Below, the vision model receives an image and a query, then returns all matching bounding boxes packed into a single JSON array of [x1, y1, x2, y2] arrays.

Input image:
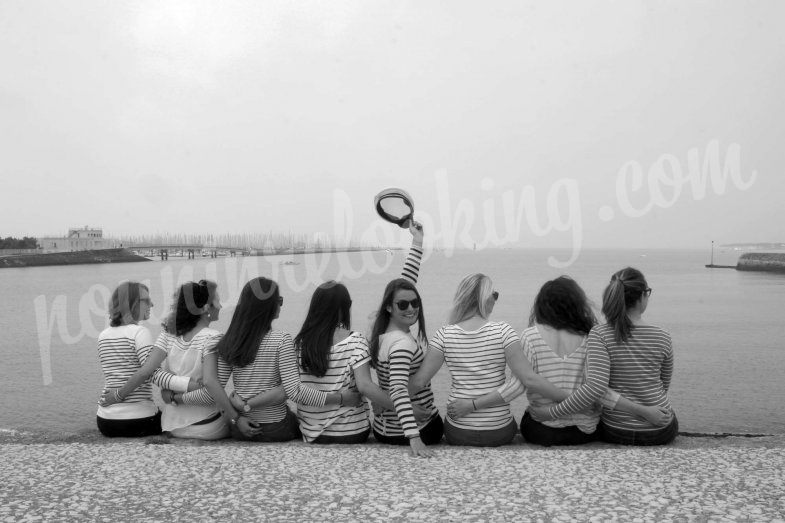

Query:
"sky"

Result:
[[1, 1, 783, 250]]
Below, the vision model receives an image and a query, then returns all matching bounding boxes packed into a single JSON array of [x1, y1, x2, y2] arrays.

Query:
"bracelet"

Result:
[[113, 389, 124, 403], [471, 399, 477, 411]]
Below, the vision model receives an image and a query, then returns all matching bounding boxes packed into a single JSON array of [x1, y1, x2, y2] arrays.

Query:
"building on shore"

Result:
[[38, 226, 114, 253]]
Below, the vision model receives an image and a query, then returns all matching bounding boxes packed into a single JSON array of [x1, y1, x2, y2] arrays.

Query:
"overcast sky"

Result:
[[1, 1, 782, 249]]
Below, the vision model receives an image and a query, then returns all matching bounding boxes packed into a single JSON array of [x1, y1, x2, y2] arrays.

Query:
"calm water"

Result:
[[1, 248, 783, 435]]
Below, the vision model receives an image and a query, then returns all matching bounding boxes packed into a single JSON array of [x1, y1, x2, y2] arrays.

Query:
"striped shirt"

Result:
[[296, 332, 372, 442], [96, 324, 157, 418], [550, 323, 674, 431], [211, 330, 328, 425], [499, 326, 604, 433], [373, 330, 438, 438], [430, 321, 519, 430]]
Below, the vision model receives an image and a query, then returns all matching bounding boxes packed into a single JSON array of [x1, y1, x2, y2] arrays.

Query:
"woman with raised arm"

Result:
[[96, 281, 168, 437], [201, 277, 360, 442], [295, 281, 414, 444], [448, 275, 670, 446], [410, 273, 571, 447], [369, 221, 442, 457], [529, 270, 677, 446]]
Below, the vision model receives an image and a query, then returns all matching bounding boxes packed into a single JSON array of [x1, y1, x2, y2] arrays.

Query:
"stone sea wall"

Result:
[[0, 248, 150, 269], [736, 252, 785, 273]]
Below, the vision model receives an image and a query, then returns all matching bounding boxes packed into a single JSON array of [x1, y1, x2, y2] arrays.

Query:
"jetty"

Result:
[[736, 252, 785, 273]]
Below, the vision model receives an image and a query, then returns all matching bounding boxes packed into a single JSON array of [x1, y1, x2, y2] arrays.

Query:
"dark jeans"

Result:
[[96, 412, 162, 438], [598, 415, 679, 446], [373, 415, 444, 446], [444, 417, 517, 447], [313, 428, 370, 445], [520, 411, 597, 447], [231, 409, 302, 442]]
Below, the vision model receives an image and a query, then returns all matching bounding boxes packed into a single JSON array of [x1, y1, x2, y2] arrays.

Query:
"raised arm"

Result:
[[400, 221, 424, 284]]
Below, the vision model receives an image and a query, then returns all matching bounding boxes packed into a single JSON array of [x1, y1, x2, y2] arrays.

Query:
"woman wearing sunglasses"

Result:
[[200, 277, 360, 442], [532, 268, 677, 446], [369, 221, 442, 457]]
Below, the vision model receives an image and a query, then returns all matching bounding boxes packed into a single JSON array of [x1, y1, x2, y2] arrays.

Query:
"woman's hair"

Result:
[[528, 276, 596, 335], [109, 281, 149, 327], [369, 278, 427, 368], [601, 267, 648, 343], [163, 280, 217, 336], [216, 277, 279, 368], [448, 273, 494, 324], [295, 281, 352, 378]]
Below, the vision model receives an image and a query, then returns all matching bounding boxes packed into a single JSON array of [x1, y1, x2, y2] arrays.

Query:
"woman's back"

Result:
[[590, 323, 673, 430], [522, 325, 601, 432], [297, 331, 370, 442], [431, 321, 518, 430]]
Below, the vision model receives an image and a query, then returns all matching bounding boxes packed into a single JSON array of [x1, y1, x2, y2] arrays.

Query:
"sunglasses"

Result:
[[395, 298, 421, 311], [278, 296, 284, 306], [492, 291, 499, 301], [644, 288, 652, 297]]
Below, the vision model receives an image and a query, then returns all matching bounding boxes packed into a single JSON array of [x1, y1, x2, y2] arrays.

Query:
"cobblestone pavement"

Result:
[[1, 434, 784, 522]]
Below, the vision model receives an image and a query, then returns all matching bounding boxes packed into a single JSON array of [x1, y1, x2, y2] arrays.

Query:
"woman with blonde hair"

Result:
[[411, 273, 569, 447]]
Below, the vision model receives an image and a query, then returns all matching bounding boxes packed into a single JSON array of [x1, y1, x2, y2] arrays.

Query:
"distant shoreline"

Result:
[[0, 248, 149, 269]]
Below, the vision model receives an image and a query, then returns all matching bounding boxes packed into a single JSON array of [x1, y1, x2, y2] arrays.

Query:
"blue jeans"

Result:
[[520, 411, 597, 447], [444, 417, 517, 447], [598, 415, 679, 446]]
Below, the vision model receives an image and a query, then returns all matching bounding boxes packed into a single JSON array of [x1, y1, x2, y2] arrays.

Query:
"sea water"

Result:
[[1, 248, 783, 435]]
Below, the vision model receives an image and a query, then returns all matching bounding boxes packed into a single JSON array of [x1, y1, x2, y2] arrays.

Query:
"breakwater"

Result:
[[0, 248, 150, 269], [736, 252, 785, 273]]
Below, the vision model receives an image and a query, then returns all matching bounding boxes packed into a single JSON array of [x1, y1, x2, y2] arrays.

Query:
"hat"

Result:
[[374, 187, 414, 228]]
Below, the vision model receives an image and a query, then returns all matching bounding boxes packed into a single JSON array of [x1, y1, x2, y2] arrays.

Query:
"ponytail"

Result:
[[601, 268, 647, 342]]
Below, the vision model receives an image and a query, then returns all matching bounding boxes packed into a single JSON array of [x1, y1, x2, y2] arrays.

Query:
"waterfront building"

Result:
[[38, 226, 113, 253]]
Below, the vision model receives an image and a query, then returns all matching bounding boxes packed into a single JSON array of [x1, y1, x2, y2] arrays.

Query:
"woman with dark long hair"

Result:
[[202, 277, 359, 442], [294, 281, 409, 444], [368, 220, 442, 457], [533, 269, 677, 446]]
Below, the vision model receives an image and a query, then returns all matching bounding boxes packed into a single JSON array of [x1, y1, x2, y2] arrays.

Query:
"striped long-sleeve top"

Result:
[[372, 330, 438, 438], [549, 323, 674, 431], [297, 332, 372, 442], [96, 324, 158, 419], [371, 241, 437, 438], [430, 321, 519, 430]]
